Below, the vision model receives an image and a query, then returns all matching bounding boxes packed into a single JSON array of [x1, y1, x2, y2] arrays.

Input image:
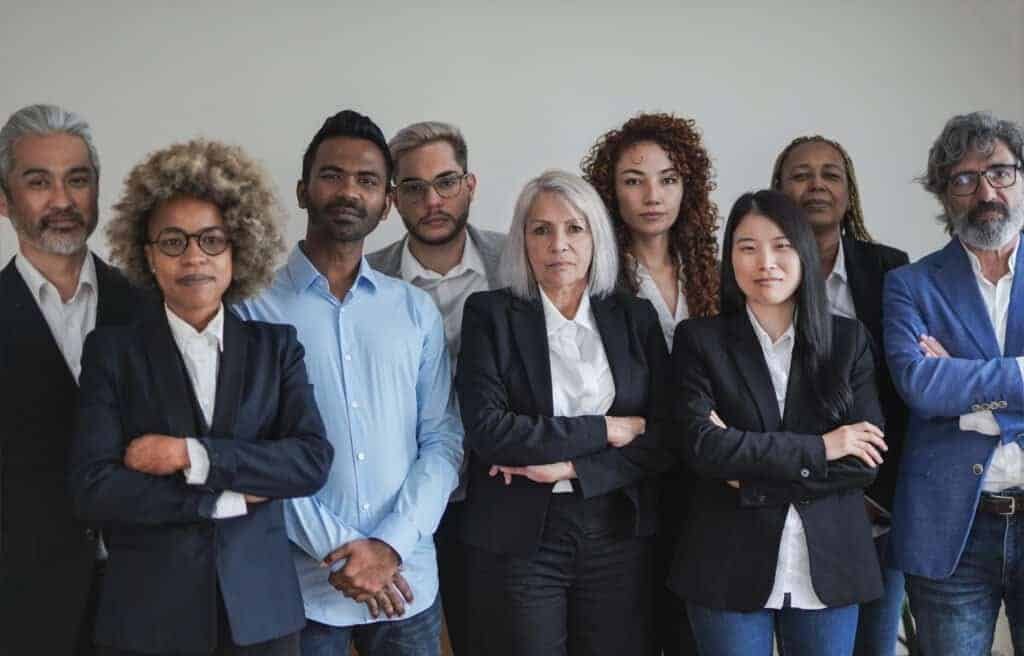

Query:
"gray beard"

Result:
[[949, 203, 1024, 251]]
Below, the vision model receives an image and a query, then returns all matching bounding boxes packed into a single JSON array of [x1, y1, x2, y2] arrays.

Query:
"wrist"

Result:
[[176, 438, 192, 471]]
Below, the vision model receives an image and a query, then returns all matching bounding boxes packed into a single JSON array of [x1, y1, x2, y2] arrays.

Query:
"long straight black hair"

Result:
[[720, 189, 852, 424]]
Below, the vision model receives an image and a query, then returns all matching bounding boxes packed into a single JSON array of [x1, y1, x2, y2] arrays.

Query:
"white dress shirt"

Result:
[[824, 243, 857, 320], [746, 306, 826, 610], [166, 305, 247, 519], [15, 252, 97, 382], [541, 288, 616, 493], [956, 239, 1024, 492], [632, 257, 688, 351], [400, 235, 489, 367]]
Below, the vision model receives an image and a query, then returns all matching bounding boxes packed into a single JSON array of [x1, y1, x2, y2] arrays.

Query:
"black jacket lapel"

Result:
[[142, 308, 200, 438], [210, 311, 247, 438], [510, 296, 554, 416], [726, 312, 782, 430], [591, 294, 631, 405], [842, 237, 881, 335]]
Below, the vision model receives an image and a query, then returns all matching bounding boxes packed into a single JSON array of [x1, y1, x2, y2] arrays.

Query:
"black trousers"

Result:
[[652, 469, 698, 656], [435, 500, 469, 655], [467, 489, 652, 656]]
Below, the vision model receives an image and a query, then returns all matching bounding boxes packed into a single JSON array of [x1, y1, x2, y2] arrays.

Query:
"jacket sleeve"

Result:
[[69, 331, 218, 524], [672, 321, 829, 482], [456, 293, 609, 467], [573, 300, 674, 498], [196, 326, 333, 499]]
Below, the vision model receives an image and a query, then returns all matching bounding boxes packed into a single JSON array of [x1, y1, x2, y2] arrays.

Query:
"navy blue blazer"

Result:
[[69, 306, 332, 653], [456, 289, 670, 557], [885, 236, 1024, 578]]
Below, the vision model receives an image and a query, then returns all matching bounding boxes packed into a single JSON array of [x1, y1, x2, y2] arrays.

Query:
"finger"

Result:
[[503, 470, 513, 485], [376, 589, 396, 618], [489, 465, 500, 477], [856, 422, 884, 438], [392, 573, 414, 603], [851, 445, 878, 468], [861, 432, 888, 452], [384, 584, 406, 616], [323, 544, 353, 567], [365, 596, 380, 619], [861, 443, 884, 466]]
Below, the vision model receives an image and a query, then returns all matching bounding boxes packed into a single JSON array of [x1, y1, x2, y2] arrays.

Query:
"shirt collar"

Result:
[[399, 232, 487, 283], [745, 304, 795, 350], [15, 250, 96, 305], [165, 303, 225, 352], [540, 286, 598, 337], [286, 242, 379, 296], [828, 241, 848, 284], [961, 234, 1019, 280]]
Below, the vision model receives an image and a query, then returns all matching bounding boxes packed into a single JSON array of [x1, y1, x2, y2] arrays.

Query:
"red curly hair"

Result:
[[581, 112, 720, 318]]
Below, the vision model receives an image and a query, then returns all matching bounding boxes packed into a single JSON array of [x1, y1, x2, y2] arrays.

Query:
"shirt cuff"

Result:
[[960, 411, 1001, 436], [183, 437, 210, 485], [211, 491, 248, 519], [370, 513, 420, 566]]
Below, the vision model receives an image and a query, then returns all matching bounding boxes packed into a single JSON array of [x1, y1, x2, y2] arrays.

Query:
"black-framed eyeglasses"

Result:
[[948, 163, 1022, 197], [147, 226, 232, 257], [395, 173, 469, 204]]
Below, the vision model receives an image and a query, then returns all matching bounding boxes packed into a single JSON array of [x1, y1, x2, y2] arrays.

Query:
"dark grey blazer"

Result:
[[367, 224, 505, 286]]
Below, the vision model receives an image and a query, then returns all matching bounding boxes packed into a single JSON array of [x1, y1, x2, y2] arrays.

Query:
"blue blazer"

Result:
[[69, 306, 333, 653], [884, 236, 1024, 579]]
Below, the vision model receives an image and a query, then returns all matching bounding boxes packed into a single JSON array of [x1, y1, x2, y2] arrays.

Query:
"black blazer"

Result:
[[0, 255, 140, 655], [668, 312, 884, 611], [841, 236, 910, 510], [456, 289, 669, 557], [68, 306, 333, 653]]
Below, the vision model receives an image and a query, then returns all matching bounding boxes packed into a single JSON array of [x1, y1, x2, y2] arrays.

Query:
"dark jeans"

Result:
[[852, 566, 905, 656], [434, 500, 468, 655], [299, 594, 442, 656], [906, 505, 1024, 655], [686, 601, 859, 656], [467, 490, 651, 656]]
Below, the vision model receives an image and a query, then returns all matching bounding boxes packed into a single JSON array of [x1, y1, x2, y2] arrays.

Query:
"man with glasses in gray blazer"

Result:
[[368, 121, 504, 655]]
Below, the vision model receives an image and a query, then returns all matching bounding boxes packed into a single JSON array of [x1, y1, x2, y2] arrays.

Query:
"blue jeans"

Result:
[[905, 507, 1024, 656], [686, 601, 859, 656], [853, 567, 905, 656], [299, 594, 441, 656]]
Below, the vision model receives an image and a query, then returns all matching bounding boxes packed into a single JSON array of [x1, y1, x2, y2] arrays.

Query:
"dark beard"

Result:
[[408, 207, 470, 246]]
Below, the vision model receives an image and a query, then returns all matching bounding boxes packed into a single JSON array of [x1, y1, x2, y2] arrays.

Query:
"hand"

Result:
[[725, 480, 740, 489], [124, 434, 189, 475], [605, 416, 646, 448], [709, 410, 727, 429], [822, 422, 887, 467], [244, 494, 268, 504], [489, 462, 575, 485], [919, 334, 950, 358], [324, 539, 401, 599], [361, 573, 414, 619]]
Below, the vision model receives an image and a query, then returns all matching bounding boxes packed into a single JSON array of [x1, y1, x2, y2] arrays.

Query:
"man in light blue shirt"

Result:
[[237, 109, 462, 656]]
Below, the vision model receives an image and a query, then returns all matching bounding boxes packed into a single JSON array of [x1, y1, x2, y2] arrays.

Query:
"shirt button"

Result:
[[344, 354, 352, 361], [799, 468, 810, 478], [351, 401, 359, 409], [973, 463, 984, 475], [362, 503, 370, 511], [357, 452, 366, 461]]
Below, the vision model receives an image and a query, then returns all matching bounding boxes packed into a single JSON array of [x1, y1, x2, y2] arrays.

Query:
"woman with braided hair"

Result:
[[772, 135, 909, 656], [582, 113, 719, 656]]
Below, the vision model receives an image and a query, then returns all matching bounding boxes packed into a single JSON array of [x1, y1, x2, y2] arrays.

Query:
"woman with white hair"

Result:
[[455, 169, 668, 656]]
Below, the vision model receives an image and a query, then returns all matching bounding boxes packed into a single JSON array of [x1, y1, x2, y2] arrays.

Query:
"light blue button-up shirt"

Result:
[[235, 245, 463, 626]]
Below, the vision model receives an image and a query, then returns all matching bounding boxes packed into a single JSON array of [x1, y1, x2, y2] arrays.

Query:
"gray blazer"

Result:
[[367, 224, 505, 287]]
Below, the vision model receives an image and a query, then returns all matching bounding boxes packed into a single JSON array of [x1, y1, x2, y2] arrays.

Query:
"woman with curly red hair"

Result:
[[582, 113, 720, 656]]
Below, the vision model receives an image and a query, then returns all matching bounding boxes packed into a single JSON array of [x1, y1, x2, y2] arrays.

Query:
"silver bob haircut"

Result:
[[499, 169, 619, 299], [389, 121, 468, 179], [0, 104, 100, 194], [922, 111, 1024, 197]]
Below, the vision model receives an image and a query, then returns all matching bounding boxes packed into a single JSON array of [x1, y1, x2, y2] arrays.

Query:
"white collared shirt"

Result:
[[957, 238, 1024, 492], [633, 258, 688, 351], [824, 243, 857, 320], [399, 235, 489, 366], [166, 305, 247, 519], [541, 288, 616, 493], [15, 251, 97, 382], [746, 306, 826, 610]]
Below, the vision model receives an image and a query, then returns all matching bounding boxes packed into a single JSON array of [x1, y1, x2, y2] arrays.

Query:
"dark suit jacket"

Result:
[[841, 236, 910, 511], [456, 289, 669, 557], [668, 312, 884, 611], [0, 254, 140, 655], [68, 306, 333, 653]]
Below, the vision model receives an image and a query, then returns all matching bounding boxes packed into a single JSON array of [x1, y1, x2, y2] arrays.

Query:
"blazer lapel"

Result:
[[842, 237, 881, 332], [933, 239, 1001, 358], [210, 311, 247, 438], [142, 308, 199, 438], [781, 343, 805, 429], [1003, 234, 1024, 356], [510, 296, 554, 416], [591, 295, 631, 405], [726, 312, 782, 430], [93, 255, 137, 327]]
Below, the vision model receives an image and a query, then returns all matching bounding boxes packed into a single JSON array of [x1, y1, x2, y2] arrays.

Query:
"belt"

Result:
[[978, 493, 1024, 517]]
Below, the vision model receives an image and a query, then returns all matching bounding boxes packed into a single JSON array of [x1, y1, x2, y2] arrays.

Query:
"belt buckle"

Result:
[[991, 493, 1017, 516]]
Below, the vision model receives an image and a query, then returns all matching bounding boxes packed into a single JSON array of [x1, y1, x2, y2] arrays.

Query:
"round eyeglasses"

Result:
[[948, 163, 1022, 197], [148, 226, 232, 257], [395, 173, 469, 205]]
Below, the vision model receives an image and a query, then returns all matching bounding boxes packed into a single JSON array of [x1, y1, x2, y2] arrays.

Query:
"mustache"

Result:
[[325, 199, 366, 218], [40, 210, 86, 229], [418, 212, 455, 224], [968, 201, 1009, 222]]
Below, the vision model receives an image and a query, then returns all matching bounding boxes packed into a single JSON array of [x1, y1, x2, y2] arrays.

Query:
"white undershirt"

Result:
[[746, 306, 826, 610], [633, 258, 688, 352], [166, 305, 247, 519], [824, 243, 857, 321], [956, 239, 1024, 493], [541, 288, 615, 493]]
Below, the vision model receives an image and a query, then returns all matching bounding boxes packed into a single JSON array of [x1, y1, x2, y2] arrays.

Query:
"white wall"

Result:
[[1, 1, 1022, 265]]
